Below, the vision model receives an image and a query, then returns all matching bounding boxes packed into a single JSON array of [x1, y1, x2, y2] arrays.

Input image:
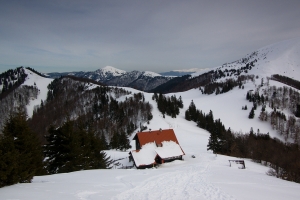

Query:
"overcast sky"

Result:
[[1, 0, 300, 73]]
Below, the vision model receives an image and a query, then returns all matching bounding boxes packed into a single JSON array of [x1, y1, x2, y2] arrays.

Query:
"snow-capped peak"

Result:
[[100, 66, 126, 76], [142, 71, 161, 78]]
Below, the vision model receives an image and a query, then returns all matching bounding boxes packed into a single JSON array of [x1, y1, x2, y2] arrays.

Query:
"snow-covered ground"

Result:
[[1, 87, 300, 200], [2, 38, 300, 199], [177, 82, 283, 140]]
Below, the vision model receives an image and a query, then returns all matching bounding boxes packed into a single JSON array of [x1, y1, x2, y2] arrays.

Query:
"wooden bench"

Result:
[[229, 160, 246, 169]]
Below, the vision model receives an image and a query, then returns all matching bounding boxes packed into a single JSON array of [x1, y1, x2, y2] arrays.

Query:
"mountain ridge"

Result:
[[152, 37, 300, 93], [46, 66, 173, 91]]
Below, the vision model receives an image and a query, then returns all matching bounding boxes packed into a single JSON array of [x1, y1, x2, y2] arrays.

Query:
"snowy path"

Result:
[[113, 156, 236, 200]]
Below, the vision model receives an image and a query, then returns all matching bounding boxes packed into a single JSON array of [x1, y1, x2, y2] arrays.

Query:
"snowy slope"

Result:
[[1, 87, 300, 200], [22, 69, 53, 118], [192, 37, 300, 80], [177, 85, 282, 140], [254, 37, 300, 79], [183, 38, 300, 141]]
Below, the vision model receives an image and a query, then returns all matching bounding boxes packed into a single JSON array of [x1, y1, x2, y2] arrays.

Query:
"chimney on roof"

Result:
[[159, 128, 162, 132], [149, 129, 151, 132]]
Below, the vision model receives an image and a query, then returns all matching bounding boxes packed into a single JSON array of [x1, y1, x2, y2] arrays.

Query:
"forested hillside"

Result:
[[0, 85, 39, 131], [0, 67, 27, 99], [1, 71, 153, 187], [28, 76, 152, 144], [0, 67, 38, 131]]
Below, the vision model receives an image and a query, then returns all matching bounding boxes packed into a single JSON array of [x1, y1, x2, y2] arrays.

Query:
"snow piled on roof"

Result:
[[131, 141, 184, 167], [155, 141, 184, 159], [131, 142, 157, 166]]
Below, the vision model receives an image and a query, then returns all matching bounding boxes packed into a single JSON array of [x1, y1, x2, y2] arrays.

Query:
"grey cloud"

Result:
[[0, 0, 300, 73]]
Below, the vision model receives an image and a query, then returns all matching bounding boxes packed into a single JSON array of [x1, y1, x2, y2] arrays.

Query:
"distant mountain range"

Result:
[[46, 66, 174, 91], [45, 67, 210, 91]]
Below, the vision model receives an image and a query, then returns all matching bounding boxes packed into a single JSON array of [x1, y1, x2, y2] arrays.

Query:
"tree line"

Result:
[[0, 111, 114, 187], [26, 67, 47, 78], [201, 75, 255, 95], [271, 74, 300, 90], [0, 67, 27, 99], [152, 93, 183, 118]]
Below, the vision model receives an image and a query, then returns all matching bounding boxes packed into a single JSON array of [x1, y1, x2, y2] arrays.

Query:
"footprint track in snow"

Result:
[[113, 163, 236, 200]]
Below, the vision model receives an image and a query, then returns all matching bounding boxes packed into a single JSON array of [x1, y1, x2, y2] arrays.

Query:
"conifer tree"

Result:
[[0, 111, 43, 187], [296, 104, 300, 118], [250, 127, 254, 135], [178, 96, 183, 108], [110, 131, 120, 149], [187, 100, 197, 121], [100, 133, 109, 150], [0, 131, 19, 187], [83, 128, 113, 169], [249, 107, 255, 119], [44, 124, 70, 174], [44, 120, 113, 174], [207, 118, 224, 154], [118, 130, 131, 151], [185, 109, 191, 121], [207, 131, 219, 153]]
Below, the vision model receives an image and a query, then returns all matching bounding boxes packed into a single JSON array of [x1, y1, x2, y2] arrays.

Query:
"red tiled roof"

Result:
[[135, 129, 180, 146]]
